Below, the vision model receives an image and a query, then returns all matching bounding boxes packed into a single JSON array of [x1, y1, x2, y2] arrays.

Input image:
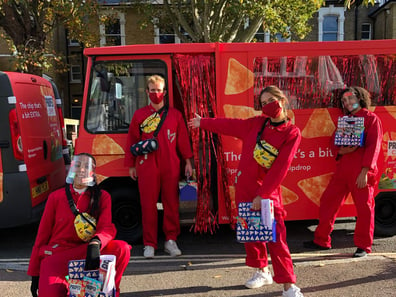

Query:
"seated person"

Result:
[[28, 153, 131, 297]]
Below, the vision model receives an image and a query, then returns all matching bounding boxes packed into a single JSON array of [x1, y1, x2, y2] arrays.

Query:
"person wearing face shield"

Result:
[[124, 75, 193, 259], [304, 86, 383, 258], [188, 86, 304, 297], [27, 153, 131, 297]]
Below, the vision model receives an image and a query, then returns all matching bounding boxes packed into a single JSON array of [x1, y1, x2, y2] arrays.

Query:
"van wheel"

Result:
[[110, 187, 143, 244], [374, 193, 396, 237]]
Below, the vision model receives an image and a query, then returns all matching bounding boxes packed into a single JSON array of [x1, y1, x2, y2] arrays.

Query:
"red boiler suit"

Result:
[[201, 116, 301, 284], [27, 185, 131, 297], [124, 105, 193, 249], [313, 108, 383, 252]]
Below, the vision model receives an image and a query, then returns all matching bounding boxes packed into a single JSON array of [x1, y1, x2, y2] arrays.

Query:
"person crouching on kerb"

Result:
[[28, 153, 131, 297]]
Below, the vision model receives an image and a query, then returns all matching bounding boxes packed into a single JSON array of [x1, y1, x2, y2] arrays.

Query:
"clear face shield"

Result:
[[66, 155, 96, 187]]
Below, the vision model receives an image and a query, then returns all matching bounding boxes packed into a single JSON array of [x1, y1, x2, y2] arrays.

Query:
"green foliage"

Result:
[[136, 0, 325, 43], [0, 0, 100, 74]]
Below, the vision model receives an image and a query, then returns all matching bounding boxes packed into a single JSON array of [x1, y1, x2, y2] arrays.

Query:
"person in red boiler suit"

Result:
[[28, 153, 131, 297], [189, 86, 304, 297], [304, 86, 383, 258], [124, 75, 193, 259]]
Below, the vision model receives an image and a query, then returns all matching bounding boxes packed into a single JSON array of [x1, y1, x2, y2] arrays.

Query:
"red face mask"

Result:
[[262, 100, 282, 118], [149, 92, 164, 104]]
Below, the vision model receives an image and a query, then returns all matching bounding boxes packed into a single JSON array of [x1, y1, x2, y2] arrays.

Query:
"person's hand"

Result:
[[85, 238, 101, 270], [251, 196, 262, 210], [185, 159, 193, 178], [356, 167, 369, 189], [188, 113, 201, 129], [129, 167, 137, 180], [30, 276, 39, 297]]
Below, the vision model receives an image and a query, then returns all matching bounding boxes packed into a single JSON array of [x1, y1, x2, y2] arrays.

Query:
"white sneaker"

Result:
[[245, 269, 273, 289], [282, 284, 304, 297], [164, 240, 182, 257], [143, 246, 155, 258]]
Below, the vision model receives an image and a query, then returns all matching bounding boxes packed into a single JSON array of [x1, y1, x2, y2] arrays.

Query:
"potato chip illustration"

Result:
[[224, 58, 254, 95], [223, 104, 261, 119], [92, 135, 124, 155], [297, 173, 334, 206], [281, 185, 299, 205], [301, 109, 336, 138], [95, 155, 124, 167], [384, 105, 396, 120]]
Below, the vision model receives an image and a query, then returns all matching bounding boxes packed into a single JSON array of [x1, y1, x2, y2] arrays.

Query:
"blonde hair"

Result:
[[146, 75, 165, 90]]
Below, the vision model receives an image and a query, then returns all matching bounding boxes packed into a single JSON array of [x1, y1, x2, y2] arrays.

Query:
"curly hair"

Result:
[[340, 86, 371, 110]]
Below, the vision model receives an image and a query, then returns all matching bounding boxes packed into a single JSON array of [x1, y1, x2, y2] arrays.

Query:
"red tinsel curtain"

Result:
[[173, 54, 233, 233]]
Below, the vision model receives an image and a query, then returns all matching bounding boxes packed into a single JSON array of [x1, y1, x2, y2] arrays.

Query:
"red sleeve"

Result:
[[124, 113, 141, 168], [200, 117, 258, 139], [176, 113, 193, 159], [27, 193, 57, 276], [256, 127, 301, 197], [95, 190, 117, 247], [362, 113, 383, 170]]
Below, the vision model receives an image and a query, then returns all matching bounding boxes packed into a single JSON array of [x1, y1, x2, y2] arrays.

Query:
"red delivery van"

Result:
[[74, 40, 396, 243], [0, 71, 68, 228]]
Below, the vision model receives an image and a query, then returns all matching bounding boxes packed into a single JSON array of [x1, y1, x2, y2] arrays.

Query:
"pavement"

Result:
[[1, 219, 395, 296]]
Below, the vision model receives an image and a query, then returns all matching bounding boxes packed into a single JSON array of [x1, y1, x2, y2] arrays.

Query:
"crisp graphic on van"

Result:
[[92, 135, 124, 155], [301, 109, 336, 138], [224, 58, 254, 95]]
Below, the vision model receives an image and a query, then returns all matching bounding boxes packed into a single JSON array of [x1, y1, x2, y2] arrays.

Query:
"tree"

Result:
[[344, 0, 376, 9], [137, 0, 325, 43], [0, 0, 101, 75], [137, 0, 377, 43]]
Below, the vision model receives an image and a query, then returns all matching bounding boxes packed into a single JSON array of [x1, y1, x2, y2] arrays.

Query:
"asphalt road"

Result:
[[1, 218, 395, 296]]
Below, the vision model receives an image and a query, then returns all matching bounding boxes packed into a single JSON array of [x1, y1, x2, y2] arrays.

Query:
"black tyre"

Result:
[[374, 193, 396, 237], [110, 186, 143, 244]]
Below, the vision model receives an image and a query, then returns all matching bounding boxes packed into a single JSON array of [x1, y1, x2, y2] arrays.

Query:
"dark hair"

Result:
[[340, 86, 371, 110], [74, 153, 101, 218], [258, 85, 290, 116]]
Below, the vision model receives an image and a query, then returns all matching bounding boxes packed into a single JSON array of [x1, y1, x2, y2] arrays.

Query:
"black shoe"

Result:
[[353, 248, 367, 258], [303, 240, 331, 250]]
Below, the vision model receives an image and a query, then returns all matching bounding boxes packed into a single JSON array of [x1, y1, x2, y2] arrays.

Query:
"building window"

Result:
[[68, 39, 80, 47], [323, 15, 338, 41], [361, 23, 371, 40], [70, 65, 82, 83], [99, 12, 125, 47], [318, 5, 345, 41]]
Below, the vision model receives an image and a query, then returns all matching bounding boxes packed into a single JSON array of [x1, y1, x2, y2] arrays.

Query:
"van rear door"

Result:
[[7, 72, 65, 206]]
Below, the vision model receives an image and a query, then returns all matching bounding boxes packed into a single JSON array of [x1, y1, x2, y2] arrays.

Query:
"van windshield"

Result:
[[86, 59, 167, 133]]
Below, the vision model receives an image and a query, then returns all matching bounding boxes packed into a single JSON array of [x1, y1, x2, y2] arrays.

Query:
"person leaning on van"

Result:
[[304, 86, 383, 258], [28, 153, 131, 297], [124, 75, 193, 259], [189, 86, 304, 297]]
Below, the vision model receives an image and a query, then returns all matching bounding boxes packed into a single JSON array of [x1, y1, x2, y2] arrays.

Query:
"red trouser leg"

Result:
[[138, 165, 161, 249], [245, 204, 296, 284], [314, 175, 348, 248], [39, 241, 130, 297], [102, 240, 132, 297], [160, 171, 180, 241], [39, 245, 87, 297], [351, 185, 375, 253]]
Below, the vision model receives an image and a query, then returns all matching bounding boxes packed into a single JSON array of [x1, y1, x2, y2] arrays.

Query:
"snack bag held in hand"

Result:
[[236, 202, 276, 242]]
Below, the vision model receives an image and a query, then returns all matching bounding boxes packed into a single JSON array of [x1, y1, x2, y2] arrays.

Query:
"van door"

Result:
[[0, 72, 65, 228], [11, 73, 66, 206]]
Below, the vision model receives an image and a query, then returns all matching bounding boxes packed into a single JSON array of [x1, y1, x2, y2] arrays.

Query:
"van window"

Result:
[[86, 59, 167, 133], [253, 54, 395, 109]]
